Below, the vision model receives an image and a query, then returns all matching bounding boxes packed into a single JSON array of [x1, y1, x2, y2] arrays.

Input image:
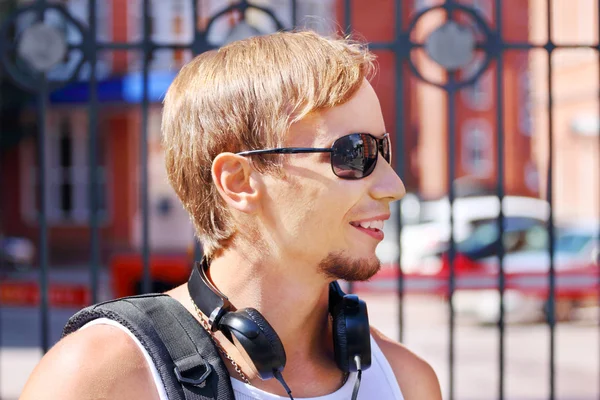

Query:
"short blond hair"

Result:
[[162, 30, 375, 257]]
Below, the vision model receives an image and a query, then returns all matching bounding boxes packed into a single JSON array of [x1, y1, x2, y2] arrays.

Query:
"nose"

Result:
[[369, 154, 406, 202]]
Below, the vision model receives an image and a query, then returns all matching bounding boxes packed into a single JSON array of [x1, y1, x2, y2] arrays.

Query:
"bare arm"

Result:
[[20, 324, 160, 400], [371, 326, 442, 400]]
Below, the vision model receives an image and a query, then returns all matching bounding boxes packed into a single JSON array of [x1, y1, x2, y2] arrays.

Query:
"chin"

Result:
[[318, 251, 381, 282]]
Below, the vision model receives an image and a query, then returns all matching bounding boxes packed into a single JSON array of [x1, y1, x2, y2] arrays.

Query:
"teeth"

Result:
[[355, 220, 384, 230]]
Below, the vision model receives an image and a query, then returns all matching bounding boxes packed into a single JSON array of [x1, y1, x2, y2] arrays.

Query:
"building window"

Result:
[[518, 67, 532, 136], [128, 0, 194, 71], [63, 0, 112, 42], [462, 119, 493, 178], [524, 161, 540, 194], [22, 113, 109, 225], [460, 56, 492, 111], [225, 0, 334, 35], [58, 119, 74, 215]]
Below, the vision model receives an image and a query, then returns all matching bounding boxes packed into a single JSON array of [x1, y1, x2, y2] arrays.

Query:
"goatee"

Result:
[[318, 252, 381, 282]]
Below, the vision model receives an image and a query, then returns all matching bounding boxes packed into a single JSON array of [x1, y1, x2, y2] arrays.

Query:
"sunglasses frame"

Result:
[[236, 132, 391, 180]]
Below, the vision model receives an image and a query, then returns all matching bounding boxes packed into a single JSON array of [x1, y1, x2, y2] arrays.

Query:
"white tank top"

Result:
[[82, 318, 404, 400]]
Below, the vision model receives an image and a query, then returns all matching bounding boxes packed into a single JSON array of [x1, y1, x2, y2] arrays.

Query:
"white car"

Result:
[[452, 220, 599, 324], [376, 195, 550, 275]]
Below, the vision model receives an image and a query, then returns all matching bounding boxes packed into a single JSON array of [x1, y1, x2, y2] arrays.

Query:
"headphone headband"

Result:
[[189, 259, 348, 330], [188, 259, 232, 331], [328, 279, 347, 313]]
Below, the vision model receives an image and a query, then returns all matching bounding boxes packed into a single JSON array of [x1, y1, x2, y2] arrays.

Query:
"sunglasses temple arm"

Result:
[[237, 148, 333, 156]]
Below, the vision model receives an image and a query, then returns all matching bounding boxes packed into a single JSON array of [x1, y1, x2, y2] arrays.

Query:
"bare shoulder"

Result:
[[20, 323, 159, 400], [370, 326, 442, 400]]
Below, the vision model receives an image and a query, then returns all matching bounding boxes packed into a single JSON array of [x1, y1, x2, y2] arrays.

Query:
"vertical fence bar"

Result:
[[291, 0, 297, 28], [444, 5, 459, 400], [394, 0, 406, 343], [0, 8, 5, 387], [545, 1, 556, 398], [33, 0, 50, 357], [0, 30, 4, 395], [37, 75, 49, 353], [494, 1, 506, 398], [447, 73, 457, 400], [0, 89, 2, 400], [88, 0, 100, 305], [191, 0, 203, 264], [597, 1, 600, 396], [344, 0, 354, 295], [141, 0, 151, 294], [192, 0, 198, 30], [445, 1, 458, 396], [344, 0, 351, 34]]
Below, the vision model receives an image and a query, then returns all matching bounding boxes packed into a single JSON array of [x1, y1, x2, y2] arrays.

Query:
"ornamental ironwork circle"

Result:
[[17, 22, 67, 72], [425, 20, 475, 71], [406, 3, 494, 91], [0, 3, 90, 92], [201, 0, 285, 51]]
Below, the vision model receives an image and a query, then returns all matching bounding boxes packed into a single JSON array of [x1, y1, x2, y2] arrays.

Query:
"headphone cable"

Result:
[[273, 370, 294, 400], [351, 355, 363, 400], [273, 356, 363, 400]]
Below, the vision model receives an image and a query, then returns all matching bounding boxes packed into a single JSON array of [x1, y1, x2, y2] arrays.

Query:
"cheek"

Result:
[[271, 181, 335, 240], [264, 167, 365, 247], [280, 184, 325, 233], [291, 182, 357, 242]]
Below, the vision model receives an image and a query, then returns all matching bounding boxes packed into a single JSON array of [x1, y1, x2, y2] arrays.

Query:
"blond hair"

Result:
[[162, 30, 375, 257]]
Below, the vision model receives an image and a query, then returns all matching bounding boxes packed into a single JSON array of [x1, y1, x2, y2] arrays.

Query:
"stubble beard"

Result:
[[318, 251, 381, 282]]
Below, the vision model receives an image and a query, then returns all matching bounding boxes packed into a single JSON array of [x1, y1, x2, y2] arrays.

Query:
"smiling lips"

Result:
[[350, 218, 387, 240]]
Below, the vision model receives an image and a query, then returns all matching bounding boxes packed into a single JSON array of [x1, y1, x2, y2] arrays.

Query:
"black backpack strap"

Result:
[[62, 294, 235, 400]]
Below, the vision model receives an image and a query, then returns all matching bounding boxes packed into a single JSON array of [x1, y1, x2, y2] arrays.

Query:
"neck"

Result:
[[208, 249, 334, 365]]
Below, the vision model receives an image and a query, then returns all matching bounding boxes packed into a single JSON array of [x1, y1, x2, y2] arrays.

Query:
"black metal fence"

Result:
[[0, 1, 599, 399]]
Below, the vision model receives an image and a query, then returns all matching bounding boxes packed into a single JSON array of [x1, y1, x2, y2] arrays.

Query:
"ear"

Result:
[[211, 153, 261, 214]]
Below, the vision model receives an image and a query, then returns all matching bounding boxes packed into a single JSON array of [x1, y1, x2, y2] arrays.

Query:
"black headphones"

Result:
[[187, 258, 372, 383]]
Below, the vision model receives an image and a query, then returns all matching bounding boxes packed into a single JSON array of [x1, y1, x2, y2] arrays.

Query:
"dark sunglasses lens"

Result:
[[382, 135, 391, 163], [331, 134, 378, 179]]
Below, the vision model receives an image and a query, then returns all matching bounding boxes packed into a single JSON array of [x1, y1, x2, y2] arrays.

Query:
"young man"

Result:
[[21, 31, 441, 399]]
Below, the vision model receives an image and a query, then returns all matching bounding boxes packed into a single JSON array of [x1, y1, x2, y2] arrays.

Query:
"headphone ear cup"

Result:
[[219, 308, 286, 380], [242, 308, 287, 366], [331, 306, 350, 372], [331, 295, 372, 373]]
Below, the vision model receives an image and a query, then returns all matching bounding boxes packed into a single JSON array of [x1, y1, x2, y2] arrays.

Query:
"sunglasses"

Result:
[[236, 133, 391, 180]]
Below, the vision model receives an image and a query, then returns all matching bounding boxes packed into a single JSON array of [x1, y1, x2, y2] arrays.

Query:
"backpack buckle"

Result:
[[174, 355, 212, 387]]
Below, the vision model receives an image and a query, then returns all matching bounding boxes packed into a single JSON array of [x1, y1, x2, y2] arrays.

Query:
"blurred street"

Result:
[[1, 286, 598, 400]]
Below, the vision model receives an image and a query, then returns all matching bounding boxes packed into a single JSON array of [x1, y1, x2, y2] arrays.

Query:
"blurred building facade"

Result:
[[529, 0, 600, 222], [0, 0, 597, 266], [343, 0, 537, 200]]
